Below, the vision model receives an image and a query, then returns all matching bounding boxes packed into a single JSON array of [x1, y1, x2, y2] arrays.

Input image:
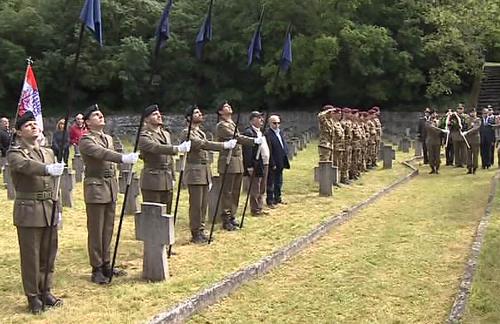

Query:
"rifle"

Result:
[[208, 110, 241, 244], [240, 111, 268, 229], [167, 106, 195, 258]]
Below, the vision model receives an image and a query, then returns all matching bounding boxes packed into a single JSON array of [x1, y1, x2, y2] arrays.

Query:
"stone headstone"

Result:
[[378, 141, 385, 160], [415, 141, 423, 157], [383, 145, 396, 169], [405, 128, 411, 137], [119, 169, 132, 194], [208, 176, 223, 224], [60, 167, 75, 207], [287, 142, 296, 160], [318, 161, 334, 197], [135, 202, 174, 282], [3, 163, 15, 200], [125, 175, 140, 215], [314, 163, 338, 186], [72, 153, 85, 183], [401, 138, 410, 153]]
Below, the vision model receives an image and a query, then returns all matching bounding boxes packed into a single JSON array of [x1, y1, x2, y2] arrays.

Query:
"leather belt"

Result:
[[16, 191, 53, 200]]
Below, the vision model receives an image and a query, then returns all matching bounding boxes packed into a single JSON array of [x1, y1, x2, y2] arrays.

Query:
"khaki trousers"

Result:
[[17, 226, 58, 296], [141, 189, 173, 214], [188, 184, 209, 235], [220, 173, 242, 218], [467, 143, 480, 169], [428, 144, 441, 169], [86, 203, 116, 268], [247, 165, 269, 213]]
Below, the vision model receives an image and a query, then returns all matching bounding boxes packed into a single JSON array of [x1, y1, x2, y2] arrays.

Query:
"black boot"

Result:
[[230, 216, 240, 227], [467, 168, 472, 174], [429, 167, 435, 174], [102, 263, 127, 278], [191, 232, 208, 244], [41, 292, 63, 308], [473, 167, 477, 174], [435, 166, 440, 174], [27, 295, 43, 315], [91, 267, 109, 284]]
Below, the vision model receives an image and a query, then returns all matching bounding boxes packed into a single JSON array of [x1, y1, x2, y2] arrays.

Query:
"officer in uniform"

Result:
[[8, 112, 65, 314], [216, 102, 262, 231], [79, 105, 139, 284], [183, 106, 235, 242], [138, 105, 191, 212], [426, 111, 448, 174], [464, 109, 481, 174]]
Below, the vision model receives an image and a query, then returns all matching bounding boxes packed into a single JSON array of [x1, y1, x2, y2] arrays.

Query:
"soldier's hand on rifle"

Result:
[[46, 162, 65, 176], [223, 139, 237, 149], [176, 140, 191, 153], [122, 152, 139, 164], [254, 136, 263, 145]]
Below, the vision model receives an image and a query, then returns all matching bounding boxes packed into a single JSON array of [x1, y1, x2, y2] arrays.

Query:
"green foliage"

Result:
[[0, 0, 499, 115]]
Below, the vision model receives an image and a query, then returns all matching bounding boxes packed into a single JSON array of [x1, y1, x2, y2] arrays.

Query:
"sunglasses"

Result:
[[272, 122, 280, 125]]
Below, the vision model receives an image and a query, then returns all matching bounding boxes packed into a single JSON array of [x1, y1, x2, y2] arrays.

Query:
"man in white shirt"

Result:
[[242, 111, 271, 215]]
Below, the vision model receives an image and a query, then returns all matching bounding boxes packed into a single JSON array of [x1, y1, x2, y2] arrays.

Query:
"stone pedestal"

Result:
[[135, 202, 174, 282], [72, 154, 85, 183], [383, 145, 396, 169], [60, 167, 75, 207]]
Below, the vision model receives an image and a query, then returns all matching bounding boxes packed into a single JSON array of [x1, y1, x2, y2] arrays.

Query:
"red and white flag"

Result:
[[17, 64, 43, 131]]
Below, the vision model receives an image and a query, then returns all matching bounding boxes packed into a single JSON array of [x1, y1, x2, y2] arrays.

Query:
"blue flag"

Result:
[[195, 0, 213, 60], [80, 0, 103, 46], [279, 28, 292, 72], [155, 0, 173, 52], [247, 7, 265, 67]]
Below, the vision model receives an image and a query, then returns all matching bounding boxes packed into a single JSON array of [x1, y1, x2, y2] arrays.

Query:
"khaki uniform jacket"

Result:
[[8, 140, 56, 227], [318, 111, 333, 150], [465, 117, 481, 145], [341, 120, 353, 146], [183, 126, 225, 185], [138, 125, 178, 191], [373, 117, 382, 140], [79, 130, 122, 204], [366, 120, 377, 144], [216, 120, 254, 174], [333, 121, 345, 151]]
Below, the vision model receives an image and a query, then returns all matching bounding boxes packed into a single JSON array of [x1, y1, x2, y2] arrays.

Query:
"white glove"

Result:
[[176, 140, 191, 153], [46, 162, 65, 176], [122, 152, 139, 164], [209, 182, 213, 192], [461, 131, 468, 137], [223, 139, 237, 150], [254, 136, 263, 145], [442, 129, 450, 134]]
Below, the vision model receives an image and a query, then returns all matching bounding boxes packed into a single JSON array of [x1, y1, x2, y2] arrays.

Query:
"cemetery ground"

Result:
[[191, 164, 500, 323], [0, 140, 412, 323]]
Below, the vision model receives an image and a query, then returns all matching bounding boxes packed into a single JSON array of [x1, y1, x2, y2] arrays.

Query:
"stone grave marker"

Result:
[[72, 153, 85, 183], [60, 167, 75, 207], [383, 145, 396, 169]]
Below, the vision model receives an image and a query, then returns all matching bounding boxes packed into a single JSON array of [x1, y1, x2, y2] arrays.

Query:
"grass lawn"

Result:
[[190, 164, 497, 323], [0, 141, 412, 323], [463, 178, 500, 323]]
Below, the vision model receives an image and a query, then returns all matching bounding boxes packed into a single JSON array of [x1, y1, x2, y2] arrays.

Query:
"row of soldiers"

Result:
[[317, 105, 382, 184], [8, 102, 272, 314]]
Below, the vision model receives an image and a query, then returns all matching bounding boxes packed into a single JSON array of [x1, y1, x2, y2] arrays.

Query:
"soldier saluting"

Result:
[[79, 105, 139, 284], [8, 111, 65, 314], [138, 105, 191, 212]]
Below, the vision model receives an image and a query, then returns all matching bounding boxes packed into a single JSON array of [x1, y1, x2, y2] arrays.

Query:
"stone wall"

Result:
[[41, 111, 422, 143]]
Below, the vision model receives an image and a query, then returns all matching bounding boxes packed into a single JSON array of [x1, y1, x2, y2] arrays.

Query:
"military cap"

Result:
[[15, 111, 36, 130], [143, 104, 159, 118], [342, 108, 351, 114], [249, 111, 263, 120], [332, 107, 342, 114], [184, 105, 198, 119], [351, 108, 359, 114], [83, 104, 100, 120], [321, 105, 334, 111]]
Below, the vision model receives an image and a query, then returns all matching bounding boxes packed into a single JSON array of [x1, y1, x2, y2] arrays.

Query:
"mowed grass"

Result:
[[0, 141, 411, 323], [190, 163, 497, 323], [463, 179, 500, 323]]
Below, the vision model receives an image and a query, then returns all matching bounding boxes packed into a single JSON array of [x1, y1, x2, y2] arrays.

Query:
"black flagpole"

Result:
[[208, 110, 241, 244]]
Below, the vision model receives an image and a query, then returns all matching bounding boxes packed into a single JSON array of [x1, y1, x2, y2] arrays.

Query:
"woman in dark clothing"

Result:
[[51, 118, 70, 164]]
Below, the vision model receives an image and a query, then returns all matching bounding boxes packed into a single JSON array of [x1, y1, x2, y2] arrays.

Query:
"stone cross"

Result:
[[135, 202, 174, 282], [124, 175, 140, 215], [60, 167, 75, 207], [3, 163, 15, 200], [72, 153, 85, 183], [383, 145, 396, 169]]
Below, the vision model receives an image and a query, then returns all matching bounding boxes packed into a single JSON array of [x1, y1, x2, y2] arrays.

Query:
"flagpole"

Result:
[[42, 22, 86, 311]]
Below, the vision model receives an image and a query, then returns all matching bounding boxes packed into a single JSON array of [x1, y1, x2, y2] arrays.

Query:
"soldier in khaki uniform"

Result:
[[317, 106, 335, 162], [183, 106, 235, 242], [464, 109, 481, 174], [426, 111, 448, 174], [8, 112, 65, 314], [350, 110, 362, 180], [79, 105, 139, 284], [340, 108, 353, 184], [331, 108, 345, 180], [216, 103, 262, 230], [371, 106, 382, 166], [138, 105, 191, 212]]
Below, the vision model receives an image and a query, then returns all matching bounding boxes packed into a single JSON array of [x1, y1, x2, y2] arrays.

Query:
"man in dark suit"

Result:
[[0, 116, 11, 159], [417, 108, 431, 164], [265, 114, 290, 207], [480, 107, 495, 168]]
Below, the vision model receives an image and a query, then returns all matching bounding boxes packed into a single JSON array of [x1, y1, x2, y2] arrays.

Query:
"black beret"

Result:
[[83, 104, 100, 121], [15, 111, 36, 130], [184, 105, 197, 119], [143, 104, 159, 118]]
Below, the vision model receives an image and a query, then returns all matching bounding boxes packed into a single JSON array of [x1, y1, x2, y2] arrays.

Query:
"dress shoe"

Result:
[[91, 267, 109, 284], [222, 221, 238, 231], [230, 216, 240, 227], [191, 233, 208, 244], [102, 263, 127, 278], [266, 204, 276, 209], [467, 168, 472, 174], [473, 168, 477, 174], [429, 169, 435, 174], [41, 292, 63, 308], [27, 295, 43, 315]]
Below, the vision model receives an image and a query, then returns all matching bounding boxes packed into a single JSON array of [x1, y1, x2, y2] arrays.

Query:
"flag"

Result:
[[279, 26, 292, 72], [195, 0, 213, 60], [17, 64, 43, 131], [247, 6, 265, 67], [155, 0, 173, 53], [80, 0, 103, 46]]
